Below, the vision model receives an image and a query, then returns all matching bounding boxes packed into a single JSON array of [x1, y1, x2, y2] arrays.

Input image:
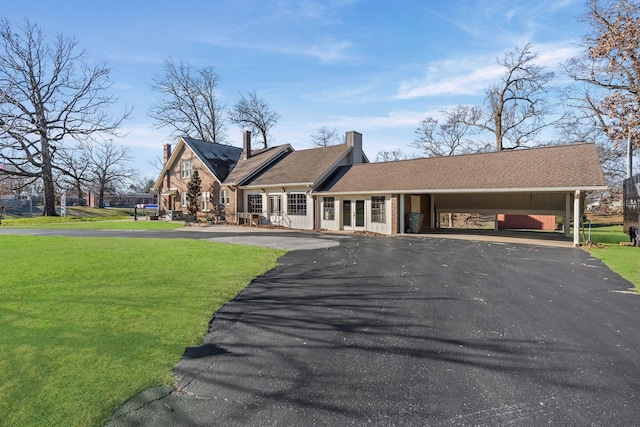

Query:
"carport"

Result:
[[398, 189, 587, 245], [316, 143, 608, 246]]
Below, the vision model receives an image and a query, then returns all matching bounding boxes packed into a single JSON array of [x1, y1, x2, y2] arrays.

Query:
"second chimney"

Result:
[[243, 131, 252, 159], [163, 144, 172, 165], [345, 131, 363, 165]]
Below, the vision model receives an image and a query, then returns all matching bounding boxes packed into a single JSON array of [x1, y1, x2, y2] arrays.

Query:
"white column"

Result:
[[565, 192, 571, 238], [573, 190, 581, 246], [399, 194, 405, 234]]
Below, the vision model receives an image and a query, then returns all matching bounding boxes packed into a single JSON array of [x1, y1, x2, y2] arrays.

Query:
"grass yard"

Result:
[[0, 235, 285, 426], [582, 225, 640, 292], [1, 218, 184, 230], [0, 207, 184, 230]]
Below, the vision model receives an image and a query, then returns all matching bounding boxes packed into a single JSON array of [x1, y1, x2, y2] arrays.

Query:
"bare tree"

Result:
[[415, 44, 558, 153], [229, 91, 280, 148], [412, 106, 489, 157], [55, 144, 91, 206], [557, 84, 636, 186], [566, 0, 640, 158], [481, 44, 557, 150], [86, 140, 135, 208], [375, 150, 412, 162], [0, 19, 129, 216], [150, 59, 227, 144], [311, 126, 341, 146]]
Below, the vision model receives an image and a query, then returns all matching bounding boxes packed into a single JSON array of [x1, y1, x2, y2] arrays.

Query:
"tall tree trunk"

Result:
[[75, 181, 85, 206], [98, 186, 105, 208], [495, 107, 503, 151], [40, 137, 58, 216]]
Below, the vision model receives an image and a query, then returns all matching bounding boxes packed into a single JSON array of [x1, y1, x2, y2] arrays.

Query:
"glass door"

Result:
[[355, 200, 365, 227], [268, 195, 282, 224], [342, 200, 351, 228]]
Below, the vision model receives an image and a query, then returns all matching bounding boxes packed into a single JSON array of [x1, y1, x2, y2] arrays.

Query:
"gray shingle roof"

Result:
[[244, 144, 351, 187], [183, 137, 242, 182], [316, 143, 607, 193]]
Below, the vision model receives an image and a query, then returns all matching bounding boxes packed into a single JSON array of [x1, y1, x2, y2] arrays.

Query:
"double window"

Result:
[[180, 192, 188, 207], [249, 194, 263, 213], [201, 191, 210, 211], [220, 189, 229, 205], [287, 193, 307, 216], [180, 160, 192, 179], [371, 196, 385, 223], [323, 197, 335, 220]]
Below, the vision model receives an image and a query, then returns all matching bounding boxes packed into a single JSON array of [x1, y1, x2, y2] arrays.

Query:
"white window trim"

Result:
[[201, 191, 211, 212], [220, 189, 229, 206], [180, 160, 192, 179], [287, 193, 307, 216]]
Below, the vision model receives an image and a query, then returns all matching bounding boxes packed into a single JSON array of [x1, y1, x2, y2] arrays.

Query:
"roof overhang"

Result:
[[241, 182, 314, 190], [312, 186, 608, 196], [160, 188, 178, 196]]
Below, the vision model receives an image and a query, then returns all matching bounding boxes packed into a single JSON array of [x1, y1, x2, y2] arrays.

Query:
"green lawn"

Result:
[[582, 225, 640, 292], [0, 211, 185, 230], [0, 235, 285, 426]]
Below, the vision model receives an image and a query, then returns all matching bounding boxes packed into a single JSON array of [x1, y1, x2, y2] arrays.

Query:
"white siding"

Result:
[[367, 196, 391, 234]]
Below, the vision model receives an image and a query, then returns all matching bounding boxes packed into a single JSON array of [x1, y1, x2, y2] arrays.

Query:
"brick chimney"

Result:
[[346, 131, 363, 164], [243, 131, 252, 160], [163, 144, 172, 165]]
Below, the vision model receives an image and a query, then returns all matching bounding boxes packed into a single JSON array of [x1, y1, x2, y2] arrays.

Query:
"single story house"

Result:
[[153, 131, 607, 246]]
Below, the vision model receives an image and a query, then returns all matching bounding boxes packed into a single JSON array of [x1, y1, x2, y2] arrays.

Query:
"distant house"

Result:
[[153, 131, 607, 246]]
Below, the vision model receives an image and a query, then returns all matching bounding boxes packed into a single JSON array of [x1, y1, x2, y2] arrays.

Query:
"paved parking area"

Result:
[[104, 231, 640, 426]]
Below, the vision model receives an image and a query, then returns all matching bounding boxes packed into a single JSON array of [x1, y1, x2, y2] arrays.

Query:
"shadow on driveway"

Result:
[[106, 235, 640, 426]]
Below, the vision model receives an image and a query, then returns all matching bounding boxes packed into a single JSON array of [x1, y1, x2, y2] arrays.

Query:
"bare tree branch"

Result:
[[228, 91, 280, 148], [0, 19, 130, 215], [85, 140, 135, 208], [412, 106, 489, 157], [311, 126, 341, 146], [149, 59, 227, 144]]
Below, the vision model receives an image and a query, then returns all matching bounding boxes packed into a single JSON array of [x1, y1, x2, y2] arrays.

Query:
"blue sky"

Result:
[[3, 0, 588, 179]]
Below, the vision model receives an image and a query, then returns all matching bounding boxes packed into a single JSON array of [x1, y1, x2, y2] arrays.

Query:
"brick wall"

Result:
[[391, 194, 399, 235]]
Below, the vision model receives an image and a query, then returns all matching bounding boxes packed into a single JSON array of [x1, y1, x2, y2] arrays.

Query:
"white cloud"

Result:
[[394, 40, 581, 101], [395, 59, 503, 99], [201, 35, 354, 63], [120, 126, 169, 150]]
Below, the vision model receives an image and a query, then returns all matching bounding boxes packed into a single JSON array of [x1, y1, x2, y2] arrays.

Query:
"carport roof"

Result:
[[316, 143, 607, 194]]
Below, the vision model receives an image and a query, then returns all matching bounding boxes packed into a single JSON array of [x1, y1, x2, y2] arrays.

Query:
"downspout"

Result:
[[234, 185, 238, 224]]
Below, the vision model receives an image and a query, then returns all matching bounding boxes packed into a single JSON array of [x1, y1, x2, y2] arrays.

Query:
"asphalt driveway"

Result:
[[93, 231, 640, 426]]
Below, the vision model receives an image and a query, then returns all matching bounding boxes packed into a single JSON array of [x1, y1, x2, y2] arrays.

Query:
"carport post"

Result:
[[573, 190, 581, 246], [430, 195, 435, 229], [565, 193, 571, 238], [399, 194, 405, 234]]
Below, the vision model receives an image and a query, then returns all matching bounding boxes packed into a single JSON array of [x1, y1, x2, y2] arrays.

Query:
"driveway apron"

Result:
[[99, 234, 640, 426]]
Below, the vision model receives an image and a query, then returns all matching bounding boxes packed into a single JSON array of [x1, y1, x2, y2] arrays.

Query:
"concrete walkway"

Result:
[[177, 223, 576, 248]]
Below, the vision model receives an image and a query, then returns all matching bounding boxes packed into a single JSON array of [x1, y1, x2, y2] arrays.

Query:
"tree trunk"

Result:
[[40, 137, 59, 216], [495, 109, 503, 151], [75, 182, 85, 206], [98, 186, 105, 208]]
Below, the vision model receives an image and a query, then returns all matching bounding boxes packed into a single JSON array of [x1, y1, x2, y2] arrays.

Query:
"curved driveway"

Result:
[[4, 227, 639, 425]]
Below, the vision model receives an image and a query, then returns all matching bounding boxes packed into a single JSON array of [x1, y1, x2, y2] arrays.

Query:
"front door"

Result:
[[268, 195, 282, 224], [342, 199, 365, 230], [342, 200, 351, 228]]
